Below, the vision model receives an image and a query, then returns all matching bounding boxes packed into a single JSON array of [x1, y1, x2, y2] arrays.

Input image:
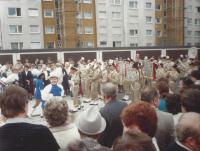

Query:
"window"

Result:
[[112, 12, 120, 19], [30, 42, 41, 49], [146, 16, 152, 23], [187, 43, 192, 46], [187, 18, 192, 25], [44, 9, 53, 18], [195, 43, 200, 46], [130, 43, 138, 47], [196, 7, 200, 13], [187, 31, 192, 36], [130, 29, 138, 36], [155, 4, 161, 10], [156, 30, 161, 37], [99, 11, 106, 18], [187, 5, 192, 12], [146, 2, 152, 9], [10, 42, 23, 50], [83, 0, 92, 3], [100, 26, 107, 33], [8, 8, 21, 17], [146, 30, 152, 36], [85, 26, 93, 34], [111, 0, 121, 5], [146, 43, 152, 46], [47, 42, 55, 48], [82, 41, 94, 48], [100, 41, 107, 46], [129, 1, 138, 9], [156, 18, 161, 24], [84, 12, 93, 19], [195, 19, 200, 26], [28, 8, 39, 17], [45, 26, 55, 34], [9, 25, 22, 34], [194, 31, 200, 37], [30, 25, 40, 33], [112, 26, 121, 34], [113, 41, 121, 47]]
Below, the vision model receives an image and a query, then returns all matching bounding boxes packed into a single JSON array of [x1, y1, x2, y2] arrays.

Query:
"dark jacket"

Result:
[[98, 99, 127, 148], [0, 123, 60, 151], [166, 142, 189, 151], [19, 71, 34, 93]]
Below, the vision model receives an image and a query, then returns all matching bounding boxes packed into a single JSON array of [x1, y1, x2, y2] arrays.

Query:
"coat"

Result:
[[98, 99, 127, 148]]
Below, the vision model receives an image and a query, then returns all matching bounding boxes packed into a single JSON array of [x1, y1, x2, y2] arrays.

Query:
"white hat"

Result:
[[76, 106, 106, 135], [144, 56, 148, 60], [180, 54, 184, 58], [166, 56, 170, 59], [49, 72, 58, 79]]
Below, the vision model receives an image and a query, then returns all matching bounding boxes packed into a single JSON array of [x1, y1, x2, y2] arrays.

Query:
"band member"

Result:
[[31, 73, 45, 116], [41, 72, 64, 102], [70, 66, 81, 111]]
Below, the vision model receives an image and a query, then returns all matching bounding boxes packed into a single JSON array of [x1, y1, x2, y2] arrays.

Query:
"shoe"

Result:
[[122, 95, 129, 101], [69, 107, 78, 112], [89, 101, 98, 105], [83, 99, 90, 103]]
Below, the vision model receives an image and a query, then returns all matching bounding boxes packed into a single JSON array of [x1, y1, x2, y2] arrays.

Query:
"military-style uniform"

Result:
[[71, 71, 81, 107], [156, 66, 166, 80], [107, 68, 119, 85], [123, 62, 133, 96], [130, 68, 141, 102], [90, 66, 101, 101]]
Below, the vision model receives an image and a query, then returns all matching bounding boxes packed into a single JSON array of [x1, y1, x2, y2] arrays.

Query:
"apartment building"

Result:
[[165, 0, 184, 46], [184, 0, 200, 46], [0, 0, 44, 50], [155, 0, 164, 46], [125, 0, 155, 47], [61, 0, 97, 48], [42, 0, 58, 48], [95, 0, 155, 47]]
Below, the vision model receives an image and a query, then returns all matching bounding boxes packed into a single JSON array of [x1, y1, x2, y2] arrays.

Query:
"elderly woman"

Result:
[[44, 98, 79, 148], [0, 85, 60, 151], [121, 102, 159, 151]]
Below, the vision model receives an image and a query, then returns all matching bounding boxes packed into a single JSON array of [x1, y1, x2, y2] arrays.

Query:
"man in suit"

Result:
[[166, 112, 200, 151], [98, 82, 127, 148], [19, 65, 34, 96], [141, 86, 174, 151]]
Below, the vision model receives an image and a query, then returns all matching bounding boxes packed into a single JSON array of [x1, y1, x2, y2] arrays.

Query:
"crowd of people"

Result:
[[0, 54, 200, 151]]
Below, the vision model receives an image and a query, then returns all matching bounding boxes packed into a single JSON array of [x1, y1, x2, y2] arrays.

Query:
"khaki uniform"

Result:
[[143, 60, 153, 86], [71, 71, 81, 107], [118, 61, 125, 86], [85, 66, 93, 98], [107, 69, 119, 85], [90, 67, 101, 100], [130, 69, 141, 102], [168, 69, 180, 93], [123, 63, 133, 95], [156, 67, 166, 80], [80, 65, 88, 97]]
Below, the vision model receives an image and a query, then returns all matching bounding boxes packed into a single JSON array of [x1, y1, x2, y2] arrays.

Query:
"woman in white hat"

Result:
[[41, 72, 64, 104]]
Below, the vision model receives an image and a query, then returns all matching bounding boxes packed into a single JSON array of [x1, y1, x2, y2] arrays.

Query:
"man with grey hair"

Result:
[[167, 112, 200, 151], [141, 86, 174, 151], [98, 82, 127, 148]]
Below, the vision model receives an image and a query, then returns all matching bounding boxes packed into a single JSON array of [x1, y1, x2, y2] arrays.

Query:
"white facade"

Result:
[[184, 0, 200, 46], [95, 0, 155, 47], [0, 0, 44, 50]]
